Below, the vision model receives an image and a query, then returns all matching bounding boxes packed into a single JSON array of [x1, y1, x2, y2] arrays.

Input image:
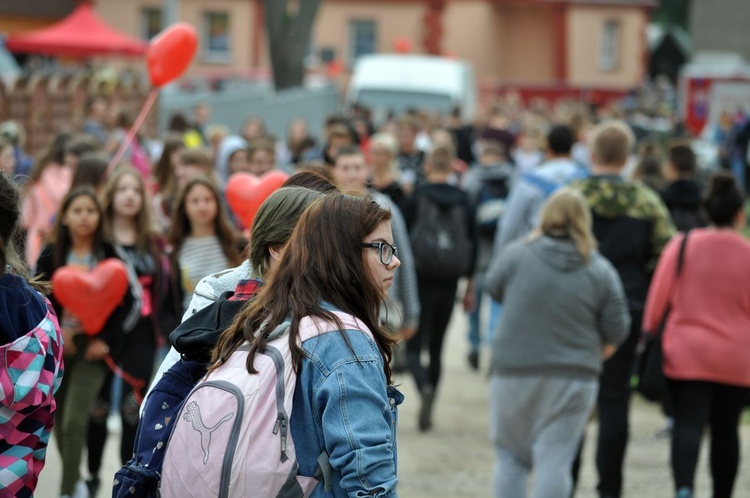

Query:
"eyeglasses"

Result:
[[361, 241, 398, 265]]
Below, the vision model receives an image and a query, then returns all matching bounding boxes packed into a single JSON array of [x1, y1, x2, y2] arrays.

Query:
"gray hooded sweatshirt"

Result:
[[485, 235, 630, 378]]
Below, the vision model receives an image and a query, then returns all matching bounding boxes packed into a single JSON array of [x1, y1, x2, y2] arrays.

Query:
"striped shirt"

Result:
[[178, 236, 230, 312]]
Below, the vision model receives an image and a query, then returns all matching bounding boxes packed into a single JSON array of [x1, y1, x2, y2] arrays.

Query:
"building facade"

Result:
[[1, 0, 656, 103]]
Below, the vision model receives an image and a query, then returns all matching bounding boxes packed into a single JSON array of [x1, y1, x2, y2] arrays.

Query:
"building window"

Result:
[[349, 20, 377, 65], [141, 8, 162, 40], [599, 19, 620, 71], [203, 12, 231, 63]]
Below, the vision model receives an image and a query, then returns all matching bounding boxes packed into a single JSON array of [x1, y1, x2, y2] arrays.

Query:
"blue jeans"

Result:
[[468, 275, 504, 351]]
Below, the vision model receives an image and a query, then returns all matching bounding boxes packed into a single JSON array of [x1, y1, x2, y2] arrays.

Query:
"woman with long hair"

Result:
[[643, 172, 750, 498], [485, 188, 630, 498], [168, 176, 242, 312], [35, 187, 141, 498], [151, 134, 185, 231], [144, 182, 332, 403], [82, 166, 181, 496], [22, 131, 74, 268], [211, 194, 402, 496], [0, 172, 63, 497]]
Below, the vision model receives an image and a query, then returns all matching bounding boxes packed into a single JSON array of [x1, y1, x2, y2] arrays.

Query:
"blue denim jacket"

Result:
[[291, 314, 404, 497]]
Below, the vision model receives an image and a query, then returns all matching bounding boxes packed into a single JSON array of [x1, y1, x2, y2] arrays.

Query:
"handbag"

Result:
[[635, 230, 690, 402]]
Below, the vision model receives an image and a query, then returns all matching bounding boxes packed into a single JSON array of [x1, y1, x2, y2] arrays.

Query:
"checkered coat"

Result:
[[0, 279, 64, 498]]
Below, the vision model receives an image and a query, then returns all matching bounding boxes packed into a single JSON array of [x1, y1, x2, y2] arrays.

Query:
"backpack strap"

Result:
[[521, 172, 559, 197], [298, 311, 375, 343]]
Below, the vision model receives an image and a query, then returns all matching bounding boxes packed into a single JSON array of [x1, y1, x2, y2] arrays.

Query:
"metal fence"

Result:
[[159, 82, 341, 140]]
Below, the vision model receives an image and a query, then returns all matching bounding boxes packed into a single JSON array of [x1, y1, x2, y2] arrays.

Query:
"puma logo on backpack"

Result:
[[183, 401, 234, 464]]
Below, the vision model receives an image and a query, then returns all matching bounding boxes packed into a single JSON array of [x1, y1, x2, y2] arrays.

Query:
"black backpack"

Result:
[[475, 176, 510, 239], [409, 195, 473, 281]]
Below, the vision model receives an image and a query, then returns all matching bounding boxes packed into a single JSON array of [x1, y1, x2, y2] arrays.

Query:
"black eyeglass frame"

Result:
[[361, 242, 398, 265]]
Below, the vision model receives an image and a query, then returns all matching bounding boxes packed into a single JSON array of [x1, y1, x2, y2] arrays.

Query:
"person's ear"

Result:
[[268, 244, 284, 263]]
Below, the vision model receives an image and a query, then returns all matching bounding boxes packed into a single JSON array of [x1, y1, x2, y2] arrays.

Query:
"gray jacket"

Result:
[[485, 235, 630, 378]]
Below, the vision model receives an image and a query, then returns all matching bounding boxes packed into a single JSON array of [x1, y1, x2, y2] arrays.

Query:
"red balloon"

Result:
[[226, 170, 289, 229], [52, 259, 130, 336], [147, 23, 198, 87], [393, 36, 412, 54]]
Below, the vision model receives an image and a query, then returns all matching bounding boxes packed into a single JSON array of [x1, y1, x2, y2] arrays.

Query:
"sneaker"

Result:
[[675, 487, 693, 498], [418, 385, 435, 432], [467, 351, 479, 371], [72, 480, 89, 498]]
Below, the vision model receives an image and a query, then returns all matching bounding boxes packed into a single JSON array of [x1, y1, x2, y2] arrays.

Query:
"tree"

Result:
[[264, 0, 321, 91]]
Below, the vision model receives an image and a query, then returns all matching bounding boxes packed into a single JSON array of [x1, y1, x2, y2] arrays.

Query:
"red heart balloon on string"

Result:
[[52, 259, 130, 336], [226, 170, 290, 228], [147, 23, 199, 87]]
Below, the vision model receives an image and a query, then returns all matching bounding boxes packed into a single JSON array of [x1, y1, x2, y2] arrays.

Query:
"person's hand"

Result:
[[398, 326, 418, 342], [84, 338, 110, 362], [602, 344, 618, 361], [463, 279, 476, 313], [61, 327, 77, 357]]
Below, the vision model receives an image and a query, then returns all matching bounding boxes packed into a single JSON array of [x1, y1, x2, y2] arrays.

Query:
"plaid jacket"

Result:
[[0, 296, 64, 498]]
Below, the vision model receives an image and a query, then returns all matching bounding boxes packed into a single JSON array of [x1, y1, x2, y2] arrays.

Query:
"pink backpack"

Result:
[[160, 311, 374, 498]]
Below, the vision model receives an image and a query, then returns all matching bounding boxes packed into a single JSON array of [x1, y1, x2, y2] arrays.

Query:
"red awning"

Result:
[[5, 3, 147, 57]]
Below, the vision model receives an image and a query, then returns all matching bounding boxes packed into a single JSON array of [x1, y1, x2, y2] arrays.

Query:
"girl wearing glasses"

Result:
[[212, 194, 403, 497]]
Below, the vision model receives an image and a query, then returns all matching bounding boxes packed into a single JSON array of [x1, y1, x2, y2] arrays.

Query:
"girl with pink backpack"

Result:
[[161, 194, 403, 497]]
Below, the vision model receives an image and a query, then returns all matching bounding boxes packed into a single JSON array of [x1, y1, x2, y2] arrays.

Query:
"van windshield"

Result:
[[355, 89, 453, 114]]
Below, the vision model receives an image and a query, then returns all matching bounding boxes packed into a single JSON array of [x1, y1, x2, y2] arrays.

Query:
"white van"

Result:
[[345, 54, 476, 121]]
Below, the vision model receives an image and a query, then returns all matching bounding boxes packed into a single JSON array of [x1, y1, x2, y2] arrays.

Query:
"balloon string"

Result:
[[103, 354, 146, 405], [104, 87, 160, 180]]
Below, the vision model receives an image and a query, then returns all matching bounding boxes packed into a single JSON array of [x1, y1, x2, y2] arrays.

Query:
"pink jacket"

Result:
[[22, 164, 71, 268], [643, 230, 750, 387]]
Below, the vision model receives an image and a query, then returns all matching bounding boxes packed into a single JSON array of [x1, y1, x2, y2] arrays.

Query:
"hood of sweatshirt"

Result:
[[215, 135, 248, 182], [529, 235, 587, 273], [418, 183, 470, 208], [0, 273, 48, 345]]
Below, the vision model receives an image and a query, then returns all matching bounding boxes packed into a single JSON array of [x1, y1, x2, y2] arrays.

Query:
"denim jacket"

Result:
[[291, 310, 404, 497]]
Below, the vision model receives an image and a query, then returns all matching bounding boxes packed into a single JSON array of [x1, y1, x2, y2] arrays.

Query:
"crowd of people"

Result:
[[0, 91, 748, 498]]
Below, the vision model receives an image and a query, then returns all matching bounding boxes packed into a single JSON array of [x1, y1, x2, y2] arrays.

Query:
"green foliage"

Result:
[[652, 0, 691, 29]]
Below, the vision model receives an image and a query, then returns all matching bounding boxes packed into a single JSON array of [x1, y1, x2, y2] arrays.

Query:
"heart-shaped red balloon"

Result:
[[52, 259, 130, 336], [147, 23, 198, 87], [226, 170, 289, 228]]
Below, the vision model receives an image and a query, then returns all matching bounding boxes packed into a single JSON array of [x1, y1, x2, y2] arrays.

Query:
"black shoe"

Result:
[[86, 477, 100, 498], [468, 351, 479, 371], [418, 385, 435, 432]]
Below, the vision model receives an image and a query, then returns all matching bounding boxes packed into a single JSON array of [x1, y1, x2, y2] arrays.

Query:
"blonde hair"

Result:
[[529, 188, 597, 263], [589, 119, 635, 168]]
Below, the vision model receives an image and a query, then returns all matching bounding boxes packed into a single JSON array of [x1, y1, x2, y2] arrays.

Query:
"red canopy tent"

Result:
[[5, 3, 147, 57]]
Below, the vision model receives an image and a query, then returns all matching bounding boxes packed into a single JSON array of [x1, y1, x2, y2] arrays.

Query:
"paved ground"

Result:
[[35, 299, 750, 497]]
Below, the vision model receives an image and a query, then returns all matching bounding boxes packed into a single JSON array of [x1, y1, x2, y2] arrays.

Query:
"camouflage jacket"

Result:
[[572, 175, 675, 308]]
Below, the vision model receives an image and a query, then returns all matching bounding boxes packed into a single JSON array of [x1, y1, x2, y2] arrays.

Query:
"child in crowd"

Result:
[[0, 171, 64, 498], [168, 177, 242, 313], [35, 187, 140, 498], [83, 167, 181, 497]]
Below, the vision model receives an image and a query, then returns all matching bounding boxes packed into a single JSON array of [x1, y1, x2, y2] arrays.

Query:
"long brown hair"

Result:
[[211, 193, 397, 384], [0, 172, 50, 293], [100, 165, 159, 252], [168, 176, 241, 268], [50, 187, 107, 268], [153, 133, 184, 194]]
